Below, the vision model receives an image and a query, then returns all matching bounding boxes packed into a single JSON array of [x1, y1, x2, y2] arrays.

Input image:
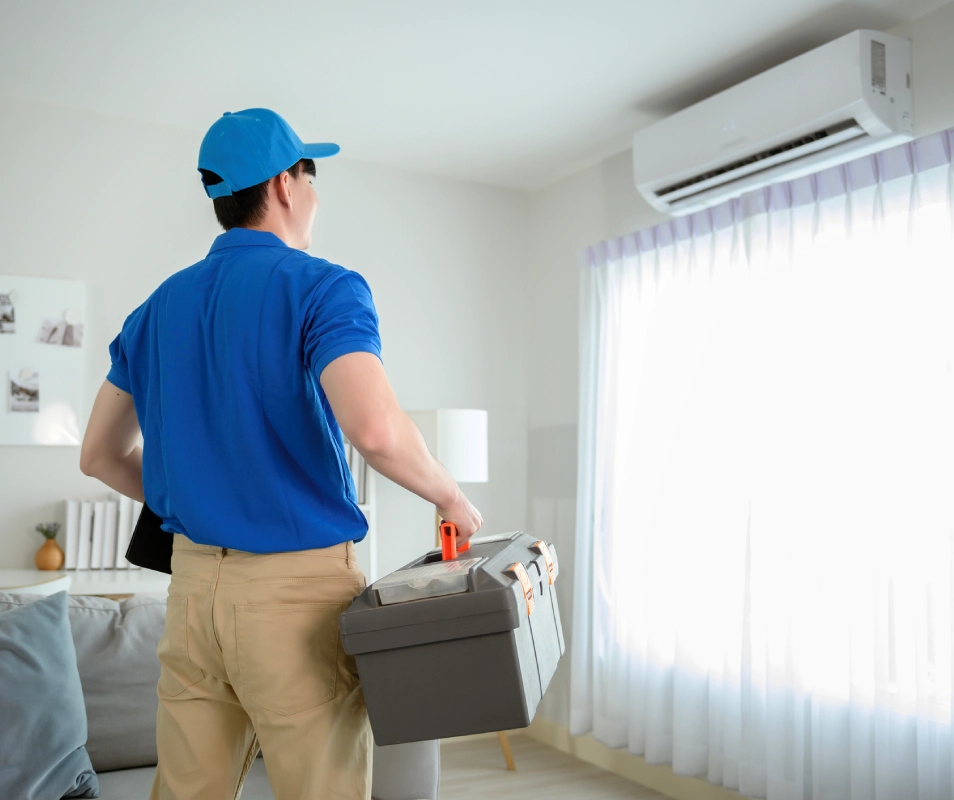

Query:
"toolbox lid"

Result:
[[341, 571, 520, 633], [339, 532, 555, 654]]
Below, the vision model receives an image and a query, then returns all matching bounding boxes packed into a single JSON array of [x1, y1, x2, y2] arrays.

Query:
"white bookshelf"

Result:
[[353, 469, 378, 582]]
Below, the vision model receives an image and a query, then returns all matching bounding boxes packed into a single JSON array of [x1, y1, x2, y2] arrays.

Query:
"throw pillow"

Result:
[[0, 591, 167, 772], [0, 590, 99, 799]]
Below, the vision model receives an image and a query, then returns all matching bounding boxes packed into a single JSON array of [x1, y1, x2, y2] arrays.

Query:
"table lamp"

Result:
[[407, 409, 488, 545]]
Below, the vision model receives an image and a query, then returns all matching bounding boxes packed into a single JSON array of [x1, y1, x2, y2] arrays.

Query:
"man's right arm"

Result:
[[320, 352, 483, 543]]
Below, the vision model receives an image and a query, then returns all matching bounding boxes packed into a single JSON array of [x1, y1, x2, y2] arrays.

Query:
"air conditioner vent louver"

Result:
[[655, 120, 860, 199]]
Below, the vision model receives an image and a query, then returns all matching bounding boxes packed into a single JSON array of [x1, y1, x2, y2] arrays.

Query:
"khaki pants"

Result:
[[149, 533, 372, 800]]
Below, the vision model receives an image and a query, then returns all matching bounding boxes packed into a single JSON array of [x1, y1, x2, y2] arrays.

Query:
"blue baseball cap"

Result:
[[198, 108, 339, 199]]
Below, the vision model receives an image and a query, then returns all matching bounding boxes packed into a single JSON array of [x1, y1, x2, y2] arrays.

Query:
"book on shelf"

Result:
[[90, 501, 106, 569], [77, 501, 93, 570], [65, 500, 80, 570], [356, 452, 367, 505], [115, 496, 133, 569], [343, 439, 368, 504], [131, 501, 144, 569], [102, 500, 118, 569]]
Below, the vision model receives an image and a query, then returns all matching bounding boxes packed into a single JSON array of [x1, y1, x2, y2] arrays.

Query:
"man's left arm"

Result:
[[80, 380, 144, 502]]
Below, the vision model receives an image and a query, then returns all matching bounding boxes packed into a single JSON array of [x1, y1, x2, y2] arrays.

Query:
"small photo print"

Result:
[[37, 318, 84, 348], [0, 293, 14, 334], [10, 369, 39, 413]]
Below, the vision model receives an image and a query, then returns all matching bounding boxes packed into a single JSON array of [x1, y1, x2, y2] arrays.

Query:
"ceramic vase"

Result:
[[35, 538, 65, 570]]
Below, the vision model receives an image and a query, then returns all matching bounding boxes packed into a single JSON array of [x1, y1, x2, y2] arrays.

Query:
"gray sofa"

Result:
[[0, 590, 439, 800]]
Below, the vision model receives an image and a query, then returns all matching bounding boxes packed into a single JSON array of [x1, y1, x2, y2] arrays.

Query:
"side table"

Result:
[[0, 569, 72, 596], [0, 568, 170, 598]]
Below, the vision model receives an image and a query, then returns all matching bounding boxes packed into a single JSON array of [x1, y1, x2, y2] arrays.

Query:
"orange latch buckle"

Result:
[[507, 562, 535, 615], [534, 541, 556, 585]]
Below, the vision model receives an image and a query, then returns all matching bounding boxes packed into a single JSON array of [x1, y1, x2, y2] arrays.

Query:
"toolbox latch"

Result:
[[506, 562, 535, 615], [531, 541, 557, 585]]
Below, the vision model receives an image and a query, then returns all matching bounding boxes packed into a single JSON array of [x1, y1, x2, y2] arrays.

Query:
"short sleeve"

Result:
[[303, 270, 382, 380], [106, 331, 132, 393]]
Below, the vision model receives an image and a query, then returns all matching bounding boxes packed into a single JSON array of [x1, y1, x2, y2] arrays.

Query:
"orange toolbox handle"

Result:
[[440, 521, 470, 561]]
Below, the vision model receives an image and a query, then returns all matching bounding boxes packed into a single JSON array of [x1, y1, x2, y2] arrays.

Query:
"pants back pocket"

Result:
[[235, 602, 340, 716]]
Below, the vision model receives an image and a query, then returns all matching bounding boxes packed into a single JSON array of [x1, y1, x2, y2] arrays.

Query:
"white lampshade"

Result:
[[409, 409, 488, 483]]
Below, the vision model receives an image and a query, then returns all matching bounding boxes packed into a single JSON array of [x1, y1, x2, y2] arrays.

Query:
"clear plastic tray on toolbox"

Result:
[[467, 532, 519, 545], [373, 557, 485, 605]]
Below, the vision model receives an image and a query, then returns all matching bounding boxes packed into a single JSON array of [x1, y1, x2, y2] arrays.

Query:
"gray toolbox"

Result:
[[339, 531, 565, 745]]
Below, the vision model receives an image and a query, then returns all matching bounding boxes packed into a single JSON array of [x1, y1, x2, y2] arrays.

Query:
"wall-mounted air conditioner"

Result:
[[633, 30, 913, 217]]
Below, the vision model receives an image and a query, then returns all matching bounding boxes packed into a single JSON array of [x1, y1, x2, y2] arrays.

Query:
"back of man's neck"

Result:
[[246, 221, 293, 247]]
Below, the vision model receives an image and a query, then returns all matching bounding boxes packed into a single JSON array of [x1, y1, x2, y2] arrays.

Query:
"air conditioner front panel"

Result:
[[633, 33, 870, 184], [632, 30, 913, 216]]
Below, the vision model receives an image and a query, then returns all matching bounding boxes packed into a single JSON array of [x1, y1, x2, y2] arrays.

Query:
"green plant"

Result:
[[35, 522, 60, 540]]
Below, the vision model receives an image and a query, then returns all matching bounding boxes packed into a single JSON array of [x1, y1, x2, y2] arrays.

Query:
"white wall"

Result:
[[525, 0, 954, 727], [891, 2, 954, 141], [0, 96, 529, 576]]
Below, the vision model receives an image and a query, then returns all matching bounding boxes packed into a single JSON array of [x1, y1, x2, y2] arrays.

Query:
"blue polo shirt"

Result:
[[106, 228, 381, 553]]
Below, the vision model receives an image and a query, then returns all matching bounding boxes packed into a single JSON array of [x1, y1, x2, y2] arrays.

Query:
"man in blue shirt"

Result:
[[80, 108, 482, 800]]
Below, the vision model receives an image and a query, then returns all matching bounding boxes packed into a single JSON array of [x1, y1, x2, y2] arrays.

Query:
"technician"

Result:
[[80, 108, 482, 800]]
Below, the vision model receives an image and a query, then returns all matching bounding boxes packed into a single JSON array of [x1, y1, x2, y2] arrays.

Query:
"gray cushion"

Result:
[[90, 766, 156, 800], [0, 591, 167, 772], [0, 591, 99, 799]]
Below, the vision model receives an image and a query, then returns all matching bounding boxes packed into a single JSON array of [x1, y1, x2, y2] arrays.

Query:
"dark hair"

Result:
[[200, 158, 316, 231]]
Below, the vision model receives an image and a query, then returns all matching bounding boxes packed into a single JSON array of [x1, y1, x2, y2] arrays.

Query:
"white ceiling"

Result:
[[0, 0, 946, 191]]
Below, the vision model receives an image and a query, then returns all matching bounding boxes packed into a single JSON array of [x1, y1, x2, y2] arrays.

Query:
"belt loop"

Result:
[[346, 541, 354, 567]]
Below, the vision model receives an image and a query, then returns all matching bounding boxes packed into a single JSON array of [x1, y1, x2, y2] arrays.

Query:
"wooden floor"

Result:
[[440, 735, 669, 799]]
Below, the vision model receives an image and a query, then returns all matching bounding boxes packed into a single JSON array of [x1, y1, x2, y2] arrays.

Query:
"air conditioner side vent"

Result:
[[654, 119, 862, 199]]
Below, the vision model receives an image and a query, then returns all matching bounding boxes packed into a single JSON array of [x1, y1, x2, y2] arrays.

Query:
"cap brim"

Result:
[[301, 142, 340, 159]]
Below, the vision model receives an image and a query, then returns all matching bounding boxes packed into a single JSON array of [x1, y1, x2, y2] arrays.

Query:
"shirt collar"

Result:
[[208, 228, 290, 254]]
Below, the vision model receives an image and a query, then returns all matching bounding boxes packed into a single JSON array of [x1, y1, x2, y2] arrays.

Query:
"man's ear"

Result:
[[272, 171, 293, 209]]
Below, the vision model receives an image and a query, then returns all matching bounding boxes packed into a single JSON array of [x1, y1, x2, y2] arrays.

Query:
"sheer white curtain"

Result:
[[572, 130, 954, 800]]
